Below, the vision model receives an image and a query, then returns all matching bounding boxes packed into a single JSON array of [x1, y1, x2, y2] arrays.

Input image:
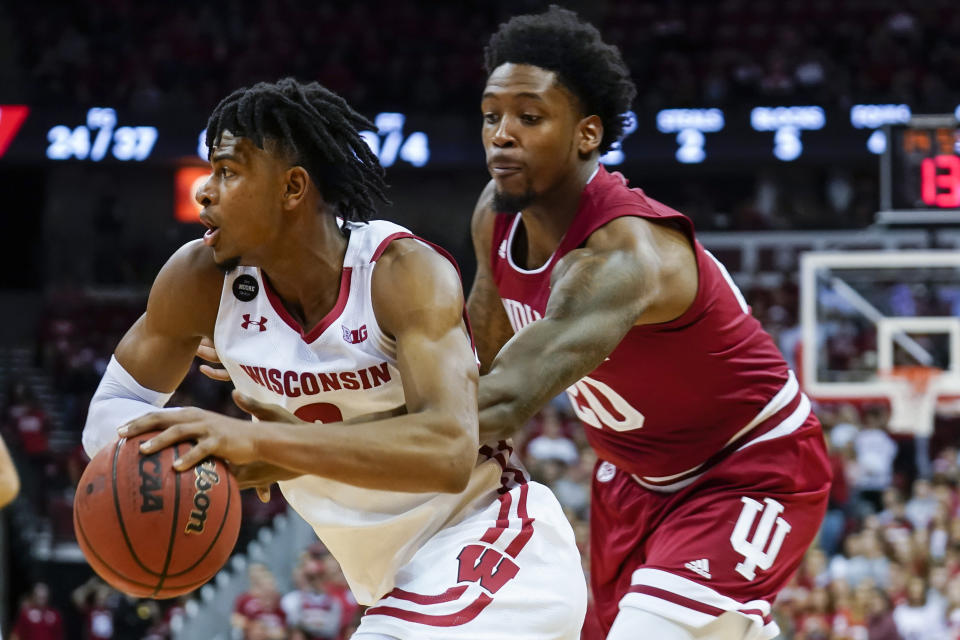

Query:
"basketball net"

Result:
[[881, 365, 942, 436]]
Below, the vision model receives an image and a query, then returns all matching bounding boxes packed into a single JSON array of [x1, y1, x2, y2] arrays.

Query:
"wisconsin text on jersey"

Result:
[[237, 362, 392, 396]]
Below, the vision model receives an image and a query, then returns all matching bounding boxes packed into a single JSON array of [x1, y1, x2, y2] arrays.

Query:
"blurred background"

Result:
[[2, 0, 960, 638]]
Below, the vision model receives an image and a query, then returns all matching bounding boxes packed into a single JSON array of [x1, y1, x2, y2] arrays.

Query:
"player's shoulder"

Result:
[[146, 240, 223, 332], [373, 237, 460, 291], [155, 240, 223, 293], [371, 237, 464, 331]]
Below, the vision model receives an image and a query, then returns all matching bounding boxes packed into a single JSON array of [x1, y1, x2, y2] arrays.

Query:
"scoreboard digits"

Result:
[[879, 116, 960, 224]]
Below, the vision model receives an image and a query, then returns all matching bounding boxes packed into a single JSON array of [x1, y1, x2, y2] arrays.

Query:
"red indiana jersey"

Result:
[[491, 165, 807, 490]]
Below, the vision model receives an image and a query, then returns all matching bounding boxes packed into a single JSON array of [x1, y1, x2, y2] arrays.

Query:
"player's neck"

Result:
[[519, 161, 596, 262], [259, 213, 349, 329]]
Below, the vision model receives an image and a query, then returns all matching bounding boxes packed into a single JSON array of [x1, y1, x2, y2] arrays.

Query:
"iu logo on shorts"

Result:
[[730, 497, 791, 580], [241, 314, 268, 332]]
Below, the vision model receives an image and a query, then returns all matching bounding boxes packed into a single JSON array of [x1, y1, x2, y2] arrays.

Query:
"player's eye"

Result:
[[219, 167, 234, 178], [521, 114, 542, 124], [483, 113, 500, 125]]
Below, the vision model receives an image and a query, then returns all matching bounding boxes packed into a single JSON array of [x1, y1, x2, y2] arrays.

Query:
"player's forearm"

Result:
[[254, 408, 477, 493], [231, 461, 302, 489], [83, 356, 176, 457], [478, 316, 621, 440]]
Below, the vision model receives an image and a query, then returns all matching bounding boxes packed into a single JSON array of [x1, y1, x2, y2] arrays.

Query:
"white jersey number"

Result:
[[565, 376, 645, 432]]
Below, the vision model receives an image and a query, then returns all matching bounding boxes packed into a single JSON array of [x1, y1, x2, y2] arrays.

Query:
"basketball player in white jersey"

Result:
[[82, 78, 585, 639]]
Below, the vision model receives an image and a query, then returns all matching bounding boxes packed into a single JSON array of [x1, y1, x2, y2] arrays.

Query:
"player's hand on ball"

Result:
[[120, 407, 261, 471], [196, 337, 231, 382]]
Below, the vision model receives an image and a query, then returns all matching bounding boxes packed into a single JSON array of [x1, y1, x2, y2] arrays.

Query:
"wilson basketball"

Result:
[[73, 431, 241, 598]]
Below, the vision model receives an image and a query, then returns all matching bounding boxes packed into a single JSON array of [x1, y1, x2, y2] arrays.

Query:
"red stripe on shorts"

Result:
[[627, 585, 725, 617], [383, 585, 469, 605], [365, 594, 494, 627], [626, 585, 772, 624], [479, 490, 513, 545], [503, 483, 534, 558]]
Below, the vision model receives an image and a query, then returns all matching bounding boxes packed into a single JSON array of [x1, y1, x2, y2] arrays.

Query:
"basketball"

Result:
[[73, 431, 241, 599]]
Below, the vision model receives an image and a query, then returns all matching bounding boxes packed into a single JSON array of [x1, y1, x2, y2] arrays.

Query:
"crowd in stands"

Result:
[[3, 0, 959, 115], [8, 547, 359, 640]]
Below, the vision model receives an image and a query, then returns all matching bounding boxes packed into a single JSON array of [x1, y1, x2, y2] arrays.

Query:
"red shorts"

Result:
[[587, 412, 831, 639]]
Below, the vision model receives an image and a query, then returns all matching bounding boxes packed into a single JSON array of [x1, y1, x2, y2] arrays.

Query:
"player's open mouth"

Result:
[[202, 226, 220, 246]]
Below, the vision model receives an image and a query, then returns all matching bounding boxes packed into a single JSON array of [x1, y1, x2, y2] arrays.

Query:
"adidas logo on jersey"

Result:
[[684, 559, 711, 579], [498, 240, 507, 259]]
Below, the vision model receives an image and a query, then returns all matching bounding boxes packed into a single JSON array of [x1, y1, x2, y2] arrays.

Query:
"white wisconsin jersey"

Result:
[[214, 219, 504, 605]]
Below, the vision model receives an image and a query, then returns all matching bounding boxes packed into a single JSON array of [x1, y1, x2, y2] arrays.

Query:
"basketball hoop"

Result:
[[881, 365, 943, 436]]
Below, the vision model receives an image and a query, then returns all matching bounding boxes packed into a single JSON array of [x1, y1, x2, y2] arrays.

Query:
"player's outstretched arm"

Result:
[[128, 239, 479, 494], [479, 216, 697, 442], [466, 181, 516, 374], [0, 434, 20, 508], [81, 240, 222, 457]]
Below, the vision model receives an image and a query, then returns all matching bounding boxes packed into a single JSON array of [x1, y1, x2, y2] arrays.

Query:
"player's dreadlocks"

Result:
[[205, 78, 388, 222], [484, 5, 636, 154]]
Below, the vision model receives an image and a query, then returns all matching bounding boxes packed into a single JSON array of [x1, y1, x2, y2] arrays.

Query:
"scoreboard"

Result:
[[879, 116, 960, 225]]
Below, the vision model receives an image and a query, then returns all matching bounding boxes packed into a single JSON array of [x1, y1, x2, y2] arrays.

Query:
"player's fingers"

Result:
[[256, 486, 271, 503], [119, 408, 202, 438], [199, 364, 232, 382], [196, 338, 221, 363], [232, 390, 299, 423], [172, 440, 217, 472], [137, 421, 206, 456]]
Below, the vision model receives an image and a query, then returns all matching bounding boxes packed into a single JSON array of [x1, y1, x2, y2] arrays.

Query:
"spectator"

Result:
[[233, 565, 286, 640], [72, 578, 117, 640], [525, 406, 578, 466], [10, 394, 51, 463], [905, 479, 940, 530], [855, 411, 899, 513], [892, 575, 947, 639], [867, 587, 903, 640], [11, 583, 64, 640], [281, 560, 343, 640]]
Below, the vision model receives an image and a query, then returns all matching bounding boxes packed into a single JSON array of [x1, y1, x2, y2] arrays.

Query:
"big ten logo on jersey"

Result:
[[501, 298, 542, 333], [342, 324, 367, 344], [730, 497, 791, 581]]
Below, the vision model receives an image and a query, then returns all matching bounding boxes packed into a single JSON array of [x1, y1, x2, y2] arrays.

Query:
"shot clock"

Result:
[[878, 115, 960, 225]]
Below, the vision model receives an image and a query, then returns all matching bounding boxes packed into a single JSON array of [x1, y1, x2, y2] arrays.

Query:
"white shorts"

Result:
[[357, 481, 587, 640]]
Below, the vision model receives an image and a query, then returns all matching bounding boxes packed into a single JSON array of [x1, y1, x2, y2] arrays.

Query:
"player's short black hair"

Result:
[[484, 5, 636, 154], [205, 78, 388, 222]]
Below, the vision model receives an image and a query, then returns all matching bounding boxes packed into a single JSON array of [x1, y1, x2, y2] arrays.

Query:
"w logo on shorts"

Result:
[[456, 545, 519, 594]]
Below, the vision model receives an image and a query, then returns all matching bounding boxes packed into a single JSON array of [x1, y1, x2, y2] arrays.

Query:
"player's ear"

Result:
[[577, 115, 603, 156], [282, 166, 310, 210]]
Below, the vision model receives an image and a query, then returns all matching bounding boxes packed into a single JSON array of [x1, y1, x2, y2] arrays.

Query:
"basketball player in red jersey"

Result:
[[468, 7, 832, 639]]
